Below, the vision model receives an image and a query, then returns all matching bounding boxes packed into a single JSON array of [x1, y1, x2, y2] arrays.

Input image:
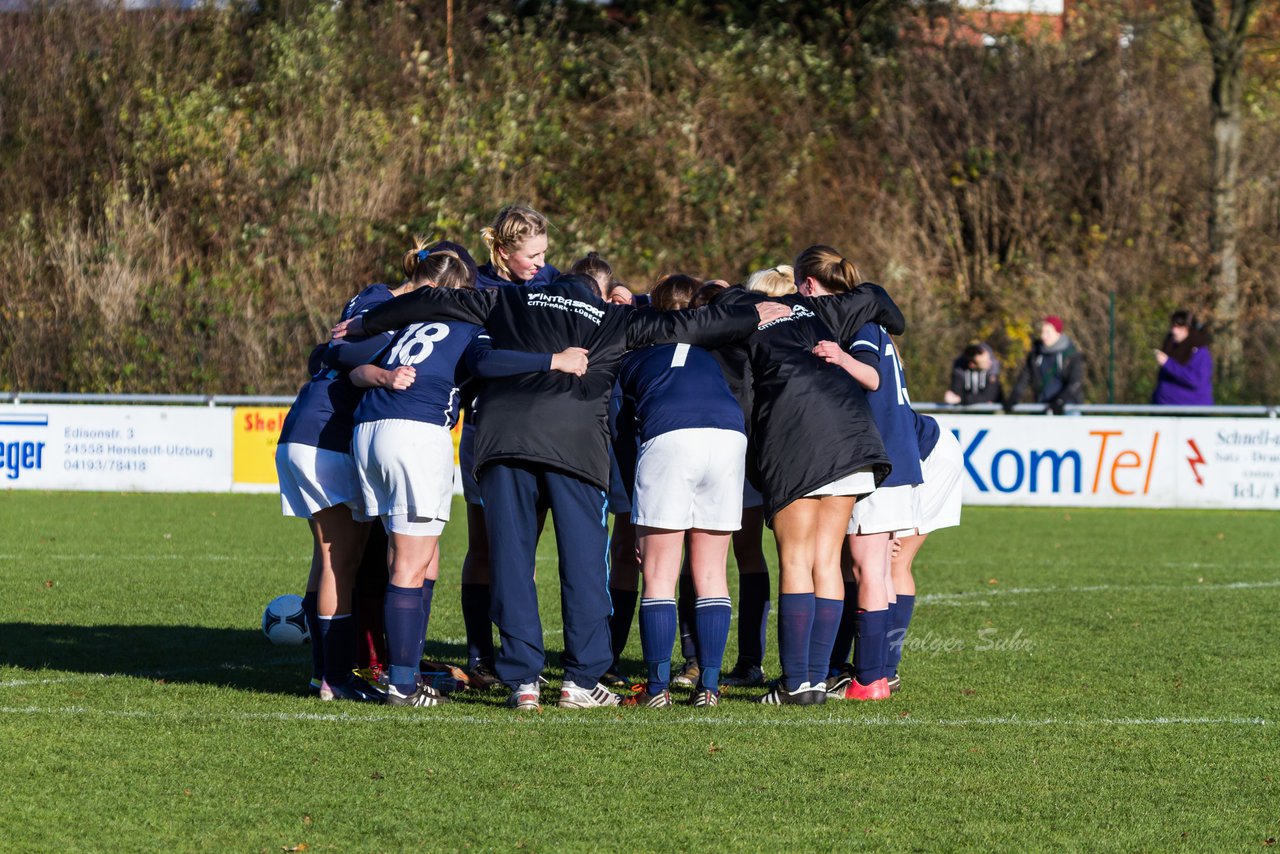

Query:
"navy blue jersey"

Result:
[[619, 343, 746, 445], [354, 320, 484, 428], [848, 323, 923, 487], [913, 410, 941, 460], [278, 283, 394, 451], [476, 262, 560, 290]]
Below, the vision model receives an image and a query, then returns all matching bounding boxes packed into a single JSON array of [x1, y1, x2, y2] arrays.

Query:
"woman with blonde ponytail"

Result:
[[459, 205, 563, 687], [476, 205, 558, 288]]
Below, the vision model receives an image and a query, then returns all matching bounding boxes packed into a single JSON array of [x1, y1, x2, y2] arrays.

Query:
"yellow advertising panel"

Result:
[[233, 407, 288, 485], [232, 407, 464, 491]]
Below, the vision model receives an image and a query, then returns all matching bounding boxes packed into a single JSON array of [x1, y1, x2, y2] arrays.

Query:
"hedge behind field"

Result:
[[1, 1, 1277, 402]]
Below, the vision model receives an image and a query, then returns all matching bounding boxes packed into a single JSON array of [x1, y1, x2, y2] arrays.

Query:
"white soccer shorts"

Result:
[[631, 428, 747, 532], [849, 482, 918, 536], [805, 468, 877, 499], [915, 427, 963, 534], [276, 442, 362, 519], [352, 419, 454, 535]]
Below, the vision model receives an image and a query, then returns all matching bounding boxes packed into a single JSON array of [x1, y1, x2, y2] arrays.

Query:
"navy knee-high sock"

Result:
[[808, 597, 844, 687], [887, 594, 915, 677], [609, 588, 638, 669], [421, 578, 436, 639], [853, 608, 889, 686], [460, 583, 493, 669], [776, 592, 816, 692], [639, 598, 677, 694], [694, 597, 732, 692], [736, 573, 770, 668], [319, 613, 355, 687], [384, 583, 425, 694], [302, 590, 322, 683], [677, 573, 697, 662], [828, 581, 858, 676]]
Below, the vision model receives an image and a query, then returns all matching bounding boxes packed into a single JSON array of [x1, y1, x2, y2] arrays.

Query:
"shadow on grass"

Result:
[[0, 622, 317, 694], [0, 623, 645, 695]]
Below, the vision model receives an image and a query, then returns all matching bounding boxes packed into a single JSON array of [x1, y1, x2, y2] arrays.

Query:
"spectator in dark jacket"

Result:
[[1005, 316, 1084, 414], [1152, 310, 1213, 406], [943, 342, 1003, 405]]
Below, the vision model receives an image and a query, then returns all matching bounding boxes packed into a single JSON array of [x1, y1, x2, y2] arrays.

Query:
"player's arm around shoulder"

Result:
[[339, 285, 498, 338], [802, 282, 905, 340], [622, 298, 786, 351]]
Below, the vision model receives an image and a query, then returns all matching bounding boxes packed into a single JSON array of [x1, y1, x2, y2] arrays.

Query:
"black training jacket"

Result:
[[712, 284, 906, 523], [357, 274, 760, 489]]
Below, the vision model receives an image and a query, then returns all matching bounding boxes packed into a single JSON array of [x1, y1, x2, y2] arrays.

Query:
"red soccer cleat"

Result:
[[843, 676, 891, 701]]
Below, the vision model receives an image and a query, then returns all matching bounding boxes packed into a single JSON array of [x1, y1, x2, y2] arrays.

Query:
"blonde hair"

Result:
[[402, 234, 431, 279], [480, 205, 549, 279], [745, 265, 797, 297], [794, 245, 862, 294]]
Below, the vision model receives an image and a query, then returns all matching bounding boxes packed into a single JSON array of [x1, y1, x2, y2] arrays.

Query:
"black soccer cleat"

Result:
[[758, 682, 826, 706], [384, 683, 449, 707]]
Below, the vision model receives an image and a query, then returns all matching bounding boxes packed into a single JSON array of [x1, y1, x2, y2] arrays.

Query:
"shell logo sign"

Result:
[[233, 407, 290, 487]]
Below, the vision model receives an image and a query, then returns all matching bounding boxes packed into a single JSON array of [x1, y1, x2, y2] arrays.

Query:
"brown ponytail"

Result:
[[568, 251, 614, 299], [794, 245, 863, 294]]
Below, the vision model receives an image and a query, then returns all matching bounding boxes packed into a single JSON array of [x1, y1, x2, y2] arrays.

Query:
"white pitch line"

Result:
[[0, 674, 107, 689], [0, 705, 1267, 728], [919, 579, 1280, 606]]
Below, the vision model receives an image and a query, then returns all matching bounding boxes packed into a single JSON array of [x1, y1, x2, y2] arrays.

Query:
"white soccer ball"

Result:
[[262, 594, 310, 645]]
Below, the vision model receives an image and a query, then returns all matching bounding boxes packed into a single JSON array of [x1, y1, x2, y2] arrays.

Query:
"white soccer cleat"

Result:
[[558, 681, 622, 709], [507, 682, 542, 712]]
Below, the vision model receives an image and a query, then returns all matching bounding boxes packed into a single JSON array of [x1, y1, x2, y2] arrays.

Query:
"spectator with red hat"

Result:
[[1004, 315, 1085, 415]]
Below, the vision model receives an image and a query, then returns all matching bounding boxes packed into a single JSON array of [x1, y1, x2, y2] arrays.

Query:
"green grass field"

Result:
[[0, 493, 1276, 851]]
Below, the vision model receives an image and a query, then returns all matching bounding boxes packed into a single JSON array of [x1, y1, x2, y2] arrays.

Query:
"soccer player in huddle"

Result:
[[346, 250, 479, 706], [706, 249, 905, 704], [617, 274, 746, 708], [814, 315, 923, 700], [275, 240, 438, 701], [715, 266, 799, 688], [565, 253, 643, 688], [884, 408, 964, 690]]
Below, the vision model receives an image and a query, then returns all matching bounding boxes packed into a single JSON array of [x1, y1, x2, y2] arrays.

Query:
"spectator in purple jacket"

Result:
[[1152, 310, 1213, 406]]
